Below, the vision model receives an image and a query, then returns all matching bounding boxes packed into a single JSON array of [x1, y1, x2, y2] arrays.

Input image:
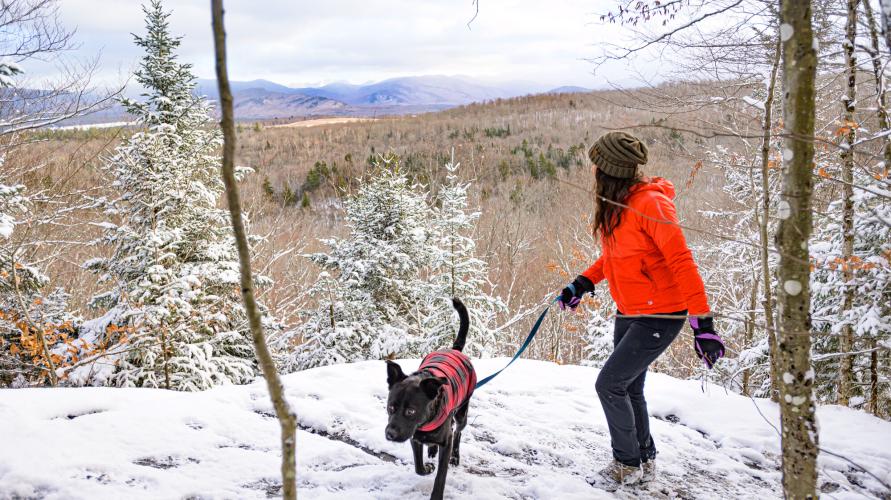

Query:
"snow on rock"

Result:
[[1, 359, 890, 499]]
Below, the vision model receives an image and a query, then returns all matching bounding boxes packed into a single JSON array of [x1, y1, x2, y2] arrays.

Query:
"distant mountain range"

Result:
[[53, 75, 592, 125], [189, 75, 591, 120], [546, 85, 592, 94]]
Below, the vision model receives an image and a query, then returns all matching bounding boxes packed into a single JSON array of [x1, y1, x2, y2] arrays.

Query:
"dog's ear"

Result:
[[419, 377, 447, 400], [386, 360, 407, 388]]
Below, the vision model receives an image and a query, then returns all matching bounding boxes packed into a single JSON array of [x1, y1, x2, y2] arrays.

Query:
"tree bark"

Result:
[[743, 272, 759, 397], [869, 338, 879, 416], [210, 2, 298, 498], [161, 326, 171, 390], [777, 0, 819, 497], [758, 37, 782, 402], [837, 0, 859, 407]]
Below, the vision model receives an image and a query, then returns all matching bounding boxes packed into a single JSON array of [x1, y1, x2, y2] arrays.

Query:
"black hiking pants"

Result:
[[595, 310, 687, 467]]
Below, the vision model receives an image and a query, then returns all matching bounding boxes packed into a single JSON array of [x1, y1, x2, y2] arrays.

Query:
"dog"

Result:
[[385, 298, 476, 500]]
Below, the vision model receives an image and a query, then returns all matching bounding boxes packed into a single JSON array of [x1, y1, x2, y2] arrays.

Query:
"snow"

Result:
[[777, 200, 792, 220], [2, 359, 890, 499], [783, 280, 803, 296], [780, 23, 793, 42], [0, 213, 12, 238], [742, 96, 765, 111], [782, 148, 794, 161]]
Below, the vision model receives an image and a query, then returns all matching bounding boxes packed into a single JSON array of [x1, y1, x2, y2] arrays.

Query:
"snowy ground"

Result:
[[48, 121, 135, 131], [1, 359, 890, 500]]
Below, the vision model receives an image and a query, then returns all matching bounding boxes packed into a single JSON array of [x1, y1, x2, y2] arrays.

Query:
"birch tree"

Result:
[[776, 1, 819, 495]]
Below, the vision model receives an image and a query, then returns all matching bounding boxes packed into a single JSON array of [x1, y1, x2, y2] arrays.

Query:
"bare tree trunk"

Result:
[[837, 0, 859, 407], [869, 338, 879, 415], [863, 0, 891, 174], [759, 38, 782, 402], [161, 326, 171, 390], [777, 0, 819, 497], [742, 272, 759, 396], [211, 2, 297, 498]]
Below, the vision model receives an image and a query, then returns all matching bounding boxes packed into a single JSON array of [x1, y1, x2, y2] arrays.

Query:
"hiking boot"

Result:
[[599, 460, 643, 486], [641, 460, 656, 482]]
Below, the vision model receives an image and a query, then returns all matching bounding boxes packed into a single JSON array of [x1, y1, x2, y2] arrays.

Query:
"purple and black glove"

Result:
[[690, 316, 724, 369], [558, 275, 595, 311]]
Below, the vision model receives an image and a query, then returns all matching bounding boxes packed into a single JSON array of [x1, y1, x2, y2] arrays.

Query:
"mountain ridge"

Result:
[[63, 75, 589, 123]]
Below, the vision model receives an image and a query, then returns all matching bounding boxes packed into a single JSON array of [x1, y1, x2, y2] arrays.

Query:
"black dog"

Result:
[[385, 298, 476, 500]]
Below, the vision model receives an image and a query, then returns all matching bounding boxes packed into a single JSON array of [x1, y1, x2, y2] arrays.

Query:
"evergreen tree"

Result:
[[703, 141, 782, 396], [811, 171, 891, 413], [294, 155, 437, 369], [422, 160, 506, 357], [0, 182, 44, 385], [0, 181, 24, 241], [84, 0, 272, 391], [581, 287, 614, 368]]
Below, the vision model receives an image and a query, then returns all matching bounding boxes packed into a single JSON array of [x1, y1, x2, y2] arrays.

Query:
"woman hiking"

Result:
[[557, 132, 725, 488]]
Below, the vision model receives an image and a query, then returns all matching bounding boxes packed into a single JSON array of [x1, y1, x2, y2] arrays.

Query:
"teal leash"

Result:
[[475, 297, 558, 389]]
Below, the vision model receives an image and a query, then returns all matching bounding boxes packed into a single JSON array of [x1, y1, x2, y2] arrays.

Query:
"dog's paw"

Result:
[[427, 445, 438, 459], [449, 455, 460, 466], [414, 462, 435, 476]]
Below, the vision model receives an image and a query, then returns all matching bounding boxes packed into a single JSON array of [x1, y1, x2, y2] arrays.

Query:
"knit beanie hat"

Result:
[[588, 132, 648, 178]]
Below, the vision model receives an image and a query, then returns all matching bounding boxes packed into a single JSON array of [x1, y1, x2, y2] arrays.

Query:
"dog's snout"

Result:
[[385, 427, 398, 441]]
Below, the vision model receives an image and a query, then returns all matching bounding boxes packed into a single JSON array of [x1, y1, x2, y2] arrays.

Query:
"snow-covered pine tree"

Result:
[[0, 61, 23, 88], [0, 180, 24, 241], [422, 160, 506, 357], [0, 181, 40, 385], [581, 287, 614, 368], [0, 65, 33, 386], [811, 169, 891, 414], [702, 140, 782, 396], [84, 0, 271, 391], [293, 154, 437, 369]]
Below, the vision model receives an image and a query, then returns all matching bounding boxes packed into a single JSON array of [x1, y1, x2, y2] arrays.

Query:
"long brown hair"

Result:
[[593, 168, 643, 240]]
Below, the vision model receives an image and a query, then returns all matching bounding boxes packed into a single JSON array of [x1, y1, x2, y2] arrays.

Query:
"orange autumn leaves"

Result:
[[0, 305, 124, 383]]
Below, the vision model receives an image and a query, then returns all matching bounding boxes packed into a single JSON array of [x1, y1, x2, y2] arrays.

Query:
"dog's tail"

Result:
[[451, 298, 469, 352]]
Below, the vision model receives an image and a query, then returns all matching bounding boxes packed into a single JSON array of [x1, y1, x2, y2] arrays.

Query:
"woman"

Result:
[[557, 132, 724, 487]]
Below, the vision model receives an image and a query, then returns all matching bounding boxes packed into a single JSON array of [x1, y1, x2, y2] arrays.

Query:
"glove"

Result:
[[690, 316, 724, 369], [558, 275, 595, 311]]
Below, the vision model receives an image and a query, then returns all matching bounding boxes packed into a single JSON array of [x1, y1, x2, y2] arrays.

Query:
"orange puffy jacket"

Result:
[[581, 177, 710, 316]]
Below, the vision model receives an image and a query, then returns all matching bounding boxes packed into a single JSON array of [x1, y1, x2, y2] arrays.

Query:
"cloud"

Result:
[[26, 0, 629, 88]]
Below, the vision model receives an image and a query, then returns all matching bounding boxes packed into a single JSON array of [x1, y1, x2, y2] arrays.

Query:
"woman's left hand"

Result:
[[690, 316, 724, 369]]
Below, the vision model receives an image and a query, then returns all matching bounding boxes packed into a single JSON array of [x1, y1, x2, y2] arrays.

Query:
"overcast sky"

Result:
[[25, 0, 634, 90]]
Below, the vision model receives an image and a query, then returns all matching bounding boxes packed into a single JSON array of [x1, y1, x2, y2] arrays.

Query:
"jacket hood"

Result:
[[630, 177, 676, 200]]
